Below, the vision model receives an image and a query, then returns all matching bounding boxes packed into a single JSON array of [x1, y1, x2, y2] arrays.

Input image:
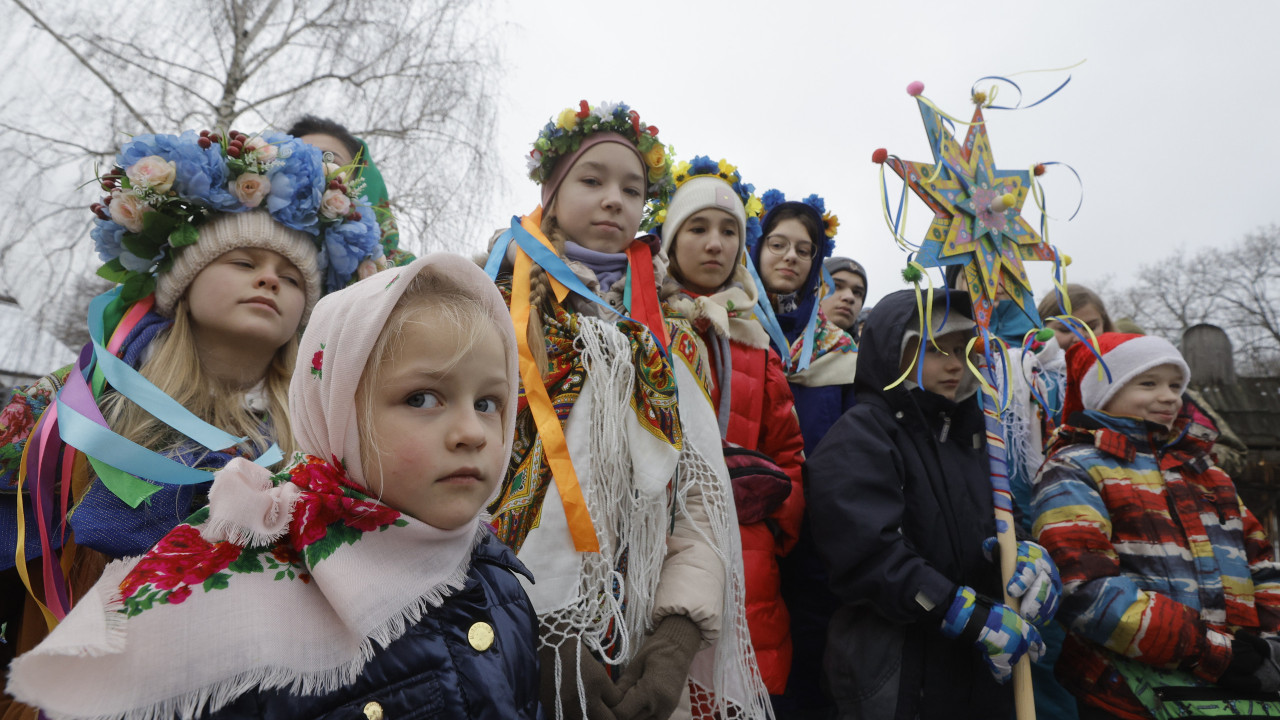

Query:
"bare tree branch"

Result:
[[11, 0, 155, 133]]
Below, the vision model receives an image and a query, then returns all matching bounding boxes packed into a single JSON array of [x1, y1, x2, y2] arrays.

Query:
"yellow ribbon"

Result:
[[509, 212, 599, 553], [884, 261, 942, 390]]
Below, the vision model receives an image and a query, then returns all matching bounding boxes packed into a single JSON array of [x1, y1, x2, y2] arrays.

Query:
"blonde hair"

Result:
[[99, 296, 297, 464], [1037, 283, 1115, 332], [354, 267, 499, 491]]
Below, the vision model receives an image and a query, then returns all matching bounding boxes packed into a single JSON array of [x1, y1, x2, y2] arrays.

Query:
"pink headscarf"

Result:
[[290, 253, 519, 488], [8, 254, 523, 720]]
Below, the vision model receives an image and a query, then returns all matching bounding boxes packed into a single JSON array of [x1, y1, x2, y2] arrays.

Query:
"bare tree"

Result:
[[0, 0, 500, 353], [1110, 225, 1280, 375]]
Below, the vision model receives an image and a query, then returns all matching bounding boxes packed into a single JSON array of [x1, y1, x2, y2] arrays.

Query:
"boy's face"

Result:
[[1102, 363, 1184, 429], [902, 329, 974, 401], [820, 269, 866, 330], [364, 308, 509, 529]]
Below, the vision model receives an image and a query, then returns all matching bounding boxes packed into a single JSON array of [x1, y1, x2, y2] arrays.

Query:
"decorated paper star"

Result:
[[887, 99, 1056, 330]]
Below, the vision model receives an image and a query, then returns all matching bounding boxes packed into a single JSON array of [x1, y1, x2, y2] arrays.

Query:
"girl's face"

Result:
[[364, 309, 509, 530], [671, 208, 740, 294], [186, 248, 306, 350], [299, 133, 355, 167], [758, 217, 815, 296], [548, 143, 645, 254], [1046, 302, 1104, 350]]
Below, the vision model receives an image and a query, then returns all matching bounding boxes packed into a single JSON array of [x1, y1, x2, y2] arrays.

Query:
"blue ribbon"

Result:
[[484, 216, 672, 360], [87, 290, 246, 451], [972, 74, 1074, 111], [56, 289, 284, 487]]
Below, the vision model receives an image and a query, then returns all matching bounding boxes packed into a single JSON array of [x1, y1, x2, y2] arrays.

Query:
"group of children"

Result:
[[0, 99, 1276, 720]]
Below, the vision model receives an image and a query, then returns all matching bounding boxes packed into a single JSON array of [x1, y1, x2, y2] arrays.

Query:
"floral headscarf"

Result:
[[9, 255, 521, 720]]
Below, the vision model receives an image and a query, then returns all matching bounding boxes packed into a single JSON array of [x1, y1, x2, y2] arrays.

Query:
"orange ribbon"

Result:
[[510, 211, 599, 553]]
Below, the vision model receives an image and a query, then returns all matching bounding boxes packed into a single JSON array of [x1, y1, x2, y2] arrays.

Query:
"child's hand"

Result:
[[939, 585, 1045, 684], [982, 537, 1063, 627], [612, 615, 701, 720]]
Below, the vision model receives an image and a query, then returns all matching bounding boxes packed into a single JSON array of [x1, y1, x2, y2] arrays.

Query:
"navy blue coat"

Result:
[[205, 532, 544, 720], [806, 289, 1009, 720]]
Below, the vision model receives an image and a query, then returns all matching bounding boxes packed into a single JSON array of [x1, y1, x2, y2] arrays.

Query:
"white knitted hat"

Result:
[[660, 175, 748, 266], [1077, 334, 1190, 413], [155, 211, 321, 320]]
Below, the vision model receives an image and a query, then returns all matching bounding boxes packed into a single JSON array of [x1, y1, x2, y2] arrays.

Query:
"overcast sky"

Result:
[[486, 0, 1280, 308]]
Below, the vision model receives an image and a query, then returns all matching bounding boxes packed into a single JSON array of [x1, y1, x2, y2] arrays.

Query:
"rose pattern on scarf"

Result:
[[116, 455, 404, 617], [310, 343, 324, 379]]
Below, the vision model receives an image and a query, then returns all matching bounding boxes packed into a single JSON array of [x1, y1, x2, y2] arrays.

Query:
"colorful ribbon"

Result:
[[506, 216, 600, 554]]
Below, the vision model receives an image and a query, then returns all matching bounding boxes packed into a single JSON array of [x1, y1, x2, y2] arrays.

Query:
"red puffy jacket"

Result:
[[709, 338, 806, 694]]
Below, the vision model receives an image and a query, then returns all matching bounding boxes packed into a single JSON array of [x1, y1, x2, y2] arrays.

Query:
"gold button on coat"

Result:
[[468, 621, 495, 651], [362, 701, 383, 720]]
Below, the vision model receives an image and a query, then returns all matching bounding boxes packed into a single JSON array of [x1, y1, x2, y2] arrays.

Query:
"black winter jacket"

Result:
[[205, 532, 544, 720], [807, 289, 1010, 720]]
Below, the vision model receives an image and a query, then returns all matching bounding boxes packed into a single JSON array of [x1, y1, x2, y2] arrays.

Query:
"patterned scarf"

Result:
[[10, 453, 483, 720], [10, 254, 520, 720], [488, 281, 682, 554]]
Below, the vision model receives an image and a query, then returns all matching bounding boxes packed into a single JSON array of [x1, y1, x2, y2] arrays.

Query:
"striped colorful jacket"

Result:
[[1032, 411, 1280, 719]]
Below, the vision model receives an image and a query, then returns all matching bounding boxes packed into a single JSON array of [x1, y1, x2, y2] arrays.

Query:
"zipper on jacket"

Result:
[[938, 413, 951, 443]]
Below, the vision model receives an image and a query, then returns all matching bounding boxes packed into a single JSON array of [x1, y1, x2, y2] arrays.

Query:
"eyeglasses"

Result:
[[763, 235, 817, 260]]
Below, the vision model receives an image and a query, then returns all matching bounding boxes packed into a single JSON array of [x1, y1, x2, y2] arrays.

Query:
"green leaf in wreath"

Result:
[[141, 210, 178, 237], [96, 260, 129, 283], [170, 222, 198, 248], [120, 274, 156, 305], [121, 232, 160, 260]]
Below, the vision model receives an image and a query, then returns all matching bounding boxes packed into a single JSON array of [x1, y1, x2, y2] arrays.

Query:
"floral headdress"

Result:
[[527, 100, 674, 230], [757, 189, 840, 257], [90, 129, 382, 303], [653, 155, 764, 248]]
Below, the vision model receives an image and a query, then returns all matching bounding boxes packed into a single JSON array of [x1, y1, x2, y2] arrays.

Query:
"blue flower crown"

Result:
[[90, 129, 382, 303], [652, 155, 764, 248], [756, 189, 840, 257]]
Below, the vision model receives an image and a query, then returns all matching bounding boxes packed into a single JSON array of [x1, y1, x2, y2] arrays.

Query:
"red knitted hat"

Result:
[[1061, 332, 1190, 422]]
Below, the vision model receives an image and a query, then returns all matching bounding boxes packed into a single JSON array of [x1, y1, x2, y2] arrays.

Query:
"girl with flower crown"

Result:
[[483, 101, 769, 720], [747, 191, 858, 718], [8, 254, 543, 720], [654, 157, 806, 703], [0, 129, 382, 719]]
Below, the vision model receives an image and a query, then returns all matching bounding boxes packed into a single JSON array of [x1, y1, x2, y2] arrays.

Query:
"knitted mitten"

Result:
[[983, 537, 1063, 627], [612, 615, 702, 720], [940, 585, 1045, 684]]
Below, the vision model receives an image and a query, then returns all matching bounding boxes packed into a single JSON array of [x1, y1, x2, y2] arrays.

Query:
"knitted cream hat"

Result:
[[155, 211, 321, 319], [659, 175, 748, 268]]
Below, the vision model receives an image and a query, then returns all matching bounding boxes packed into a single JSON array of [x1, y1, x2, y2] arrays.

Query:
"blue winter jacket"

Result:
[[204, 532, 545, 720]]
